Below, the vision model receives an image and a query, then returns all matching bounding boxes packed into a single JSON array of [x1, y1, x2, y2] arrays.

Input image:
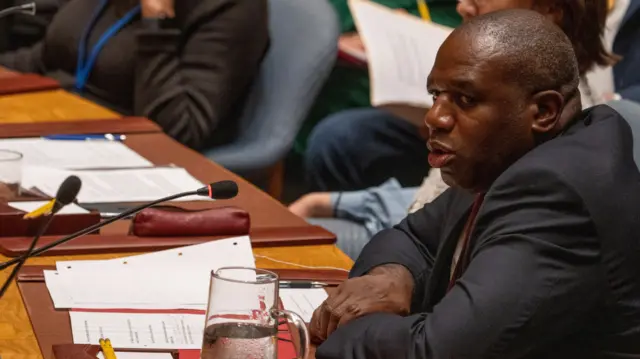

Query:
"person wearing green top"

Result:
[[301, 0, 461, 191], [296, 0, 461, 156]]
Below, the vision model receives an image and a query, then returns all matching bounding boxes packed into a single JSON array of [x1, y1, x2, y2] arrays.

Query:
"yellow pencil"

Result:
[[99, 338, 118, 359], [22, 199, 55, 219], [416, 0, 431, 21]]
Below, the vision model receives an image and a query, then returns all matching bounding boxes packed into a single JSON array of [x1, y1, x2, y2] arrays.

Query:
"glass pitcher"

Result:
[[201, 267, 309, 359]]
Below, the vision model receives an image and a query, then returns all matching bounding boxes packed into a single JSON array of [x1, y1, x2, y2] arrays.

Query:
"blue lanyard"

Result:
[[75, 0, 141, 91]]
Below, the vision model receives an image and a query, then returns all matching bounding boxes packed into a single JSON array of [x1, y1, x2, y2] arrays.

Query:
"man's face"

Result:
[[456, 0, 535, 21], [425, 32, 536, 192]]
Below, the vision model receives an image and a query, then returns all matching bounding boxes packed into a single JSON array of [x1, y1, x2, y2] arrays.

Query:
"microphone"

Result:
[[196, 179, 238, 199], [0, 180, 239, 272], [0, 175, 82, 299], [0, 2, 36, 19]]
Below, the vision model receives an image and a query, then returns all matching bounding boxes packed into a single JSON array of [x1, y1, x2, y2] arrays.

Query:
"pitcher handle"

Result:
[[274, 309, 310, 359]]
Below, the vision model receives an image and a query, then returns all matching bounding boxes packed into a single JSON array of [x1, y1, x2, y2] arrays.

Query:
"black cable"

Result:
[[0, 214, 54, 299], [0, 190, 197, 271]]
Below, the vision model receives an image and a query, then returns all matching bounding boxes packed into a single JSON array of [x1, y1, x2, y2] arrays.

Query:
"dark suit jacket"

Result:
[[317, 105, 640, 359], [614, 0, 640, 102]]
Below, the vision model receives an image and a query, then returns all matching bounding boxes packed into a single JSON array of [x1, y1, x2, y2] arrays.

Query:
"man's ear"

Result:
[[530, 90, 564, 134]]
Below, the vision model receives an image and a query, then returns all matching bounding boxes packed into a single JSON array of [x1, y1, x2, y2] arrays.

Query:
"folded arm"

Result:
[[134, 0, 268, 149], [317, 166, 603, 359], [0, 42, 45, 73]]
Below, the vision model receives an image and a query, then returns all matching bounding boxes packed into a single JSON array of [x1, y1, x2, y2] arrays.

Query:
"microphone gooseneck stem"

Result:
[[0, 215, 54, 299], [0, 190, 198, 271]]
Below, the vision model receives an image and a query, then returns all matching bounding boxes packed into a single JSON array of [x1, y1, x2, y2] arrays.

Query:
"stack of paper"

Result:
[[44, 237, 329, 349], [22, 166, 208, 203], [46, 236, 256, 310], [0, 138, 207, 203], [349, 0, 452, 108], [0, 138, 152, 169]]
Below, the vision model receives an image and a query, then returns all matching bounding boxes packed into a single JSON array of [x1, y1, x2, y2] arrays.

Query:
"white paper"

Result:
[[22, 166, 207, 203], [46, 237, 256, 310], [0, 138, 152, 169], [8, 201, 89, 215], [280, 288, 328, 322], [56, 236, 254, 273], [349, 0, 452, 108], [70, 311, 204, 349], [97, 352, 173, 359]]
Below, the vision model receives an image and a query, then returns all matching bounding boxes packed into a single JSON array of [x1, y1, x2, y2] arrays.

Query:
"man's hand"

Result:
[[141, 0, 175, 18], [288, 193, 333, 218], [310, 264, 414, 344]]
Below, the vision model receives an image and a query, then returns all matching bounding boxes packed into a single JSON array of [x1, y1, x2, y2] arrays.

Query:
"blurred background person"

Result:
[[291, 0, 461, 181], [0, 0, 269, 151]]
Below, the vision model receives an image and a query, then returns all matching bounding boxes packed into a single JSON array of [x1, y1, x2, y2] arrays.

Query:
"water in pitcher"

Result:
[[201, 322, 278, 359]]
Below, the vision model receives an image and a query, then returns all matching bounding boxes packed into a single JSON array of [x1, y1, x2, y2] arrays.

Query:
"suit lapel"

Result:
[[423, 192, 474, 310]]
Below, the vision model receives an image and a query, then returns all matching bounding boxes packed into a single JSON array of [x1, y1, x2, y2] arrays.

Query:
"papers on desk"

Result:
[[71, 311, 205, 350], [8, 200, 89, 214], [22, 166, 207, 203], [349, 0, 452, 108], [280, 288, 328, 322], [0, 138, 152, 169], [45, 236, 255, 310]]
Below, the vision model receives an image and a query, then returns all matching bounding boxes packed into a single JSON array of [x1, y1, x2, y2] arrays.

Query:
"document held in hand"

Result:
[[349, 0, 452, 108]]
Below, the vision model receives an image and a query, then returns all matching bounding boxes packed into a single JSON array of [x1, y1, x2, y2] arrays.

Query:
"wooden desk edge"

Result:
[[0, 117, 161, 138]]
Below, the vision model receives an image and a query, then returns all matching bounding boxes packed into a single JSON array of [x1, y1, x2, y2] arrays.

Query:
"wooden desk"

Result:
[[0, 245, 353, 359], [0, 89, 119, 123], [121, 132, 306, 228], [0, 131, 332, 256]]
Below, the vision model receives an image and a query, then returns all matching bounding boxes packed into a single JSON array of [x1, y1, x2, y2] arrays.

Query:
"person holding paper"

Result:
[[292, 0, 632, 260], [0, 0, 268, 150], [304, 0, 638, 192], [295, 0, 461, 156], [310, 10, 640, 358]]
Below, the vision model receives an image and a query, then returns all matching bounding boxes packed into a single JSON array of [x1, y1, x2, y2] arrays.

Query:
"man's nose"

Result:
[[425, 96, 455, 134], [456, 0, 477, 21]]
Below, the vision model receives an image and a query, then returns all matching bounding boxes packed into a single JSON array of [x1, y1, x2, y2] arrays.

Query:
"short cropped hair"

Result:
[[456, 9, 580, 99]]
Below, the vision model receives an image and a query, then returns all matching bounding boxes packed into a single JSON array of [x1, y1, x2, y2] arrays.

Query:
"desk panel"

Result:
[[0, 245, 352, 359]]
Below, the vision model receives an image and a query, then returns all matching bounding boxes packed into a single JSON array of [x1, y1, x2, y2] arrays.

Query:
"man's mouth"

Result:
[[427, 145, 455, 168]]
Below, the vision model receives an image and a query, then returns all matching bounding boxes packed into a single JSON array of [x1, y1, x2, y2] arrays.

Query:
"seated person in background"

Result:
[[311, 9, 640, 359], [304, 0, 640, 192], [0, 0, 269, 150], [294, 0, 461, 161], [291, 0, 624, 260]]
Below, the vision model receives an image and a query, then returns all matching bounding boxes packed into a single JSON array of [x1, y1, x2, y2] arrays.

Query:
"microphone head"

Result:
[[55, 175, 82, 205], [197, 180, 238, 199]]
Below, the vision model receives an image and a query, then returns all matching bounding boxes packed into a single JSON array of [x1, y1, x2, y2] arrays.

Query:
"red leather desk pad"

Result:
[[18, 266, 346, 359]]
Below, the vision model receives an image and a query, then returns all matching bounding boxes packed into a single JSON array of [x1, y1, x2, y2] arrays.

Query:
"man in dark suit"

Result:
[[310, 8, 640, 359]]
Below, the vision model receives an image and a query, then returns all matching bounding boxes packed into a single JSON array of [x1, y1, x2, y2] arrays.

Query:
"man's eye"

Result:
[[459, 95, 475, 106], [429, 90, 440, 102]]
